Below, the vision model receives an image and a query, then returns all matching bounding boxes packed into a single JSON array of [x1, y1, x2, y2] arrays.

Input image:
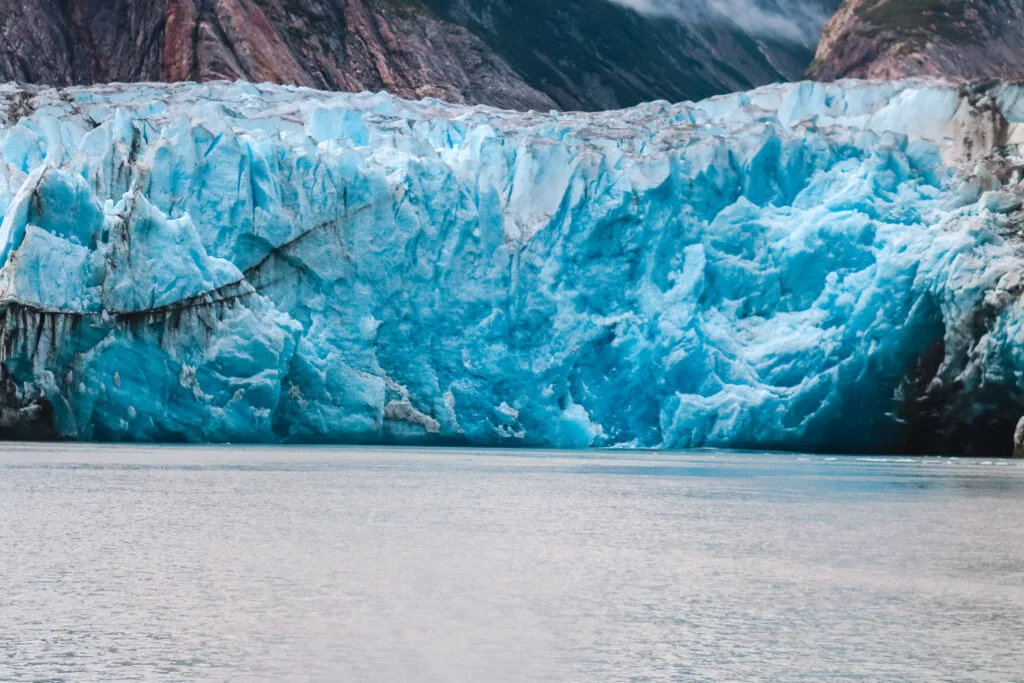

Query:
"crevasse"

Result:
[[2, 78, 1024, 454]]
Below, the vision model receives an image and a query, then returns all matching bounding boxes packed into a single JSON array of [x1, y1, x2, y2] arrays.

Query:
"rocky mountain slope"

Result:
[[0, 0, 836, 110], [0, 0, 555, 110], [421, 0, 837, 110], [809, 0, 1024, 82]]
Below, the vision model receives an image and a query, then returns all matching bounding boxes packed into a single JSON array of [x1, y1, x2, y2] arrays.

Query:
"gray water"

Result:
[[1, 445, 1023, 682]]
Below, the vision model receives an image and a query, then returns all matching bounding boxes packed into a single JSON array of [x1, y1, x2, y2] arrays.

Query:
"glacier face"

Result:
[[2, 78, 1024, 454]]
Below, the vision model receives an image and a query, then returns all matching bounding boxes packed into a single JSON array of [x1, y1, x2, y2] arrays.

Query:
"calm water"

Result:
[[1, 445, 1023, 682]]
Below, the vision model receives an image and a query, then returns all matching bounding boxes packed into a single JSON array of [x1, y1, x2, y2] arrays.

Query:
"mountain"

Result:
[[420, 0, 838, 110], [0, 0, 836, 111], [3, 78, 1024, 454], [809, 0, 1024, 82], [0, 0, 555, 110]]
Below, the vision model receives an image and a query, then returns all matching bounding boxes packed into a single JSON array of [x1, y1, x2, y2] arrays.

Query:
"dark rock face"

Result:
[[0, 0, 555, 110], [0, 0, 837, 110], [809, 0, 1024, 82], [422, 0, 839, 110]]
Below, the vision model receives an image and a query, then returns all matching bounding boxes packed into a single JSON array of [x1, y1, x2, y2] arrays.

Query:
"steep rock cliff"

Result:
[[0, 0, 836, 110], [423, 0, 838, 110], [0, 0, 555, 110], [809, 0, 1024, 82]]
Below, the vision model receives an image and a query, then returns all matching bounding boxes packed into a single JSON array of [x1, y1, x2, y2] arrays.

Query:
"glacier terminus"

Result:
[[2, 78, 1024, 455]]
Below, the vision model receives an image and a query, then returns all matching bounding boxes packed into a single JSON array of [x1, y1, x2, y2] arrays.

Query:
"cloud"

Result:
[[607, 0, 834, 46]]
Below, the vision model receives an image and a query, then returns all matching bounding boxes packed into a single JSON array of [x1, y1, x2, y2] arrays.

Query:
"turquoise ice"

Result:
[[2, 79, 1024, 453]]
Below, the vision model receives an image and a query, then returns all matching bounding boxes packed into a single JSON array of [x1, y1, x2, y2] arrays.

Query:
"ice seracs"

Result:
[[2, 78, 1024, 455]]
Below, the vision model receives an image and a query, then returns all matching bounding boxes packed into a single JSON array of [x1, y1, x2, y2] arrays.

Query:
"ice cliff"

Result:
[[3, 78, 1024, 454]]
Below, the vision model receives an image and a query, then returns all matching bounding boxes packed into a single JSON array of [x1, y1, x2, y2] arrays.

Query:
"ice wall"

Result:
[[3, 78, 1024, 454]]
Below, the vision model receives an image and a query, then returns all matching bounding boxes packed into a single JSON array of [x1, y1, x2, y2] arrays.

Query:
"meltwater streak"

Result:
[[1, 444, 1023, 682]]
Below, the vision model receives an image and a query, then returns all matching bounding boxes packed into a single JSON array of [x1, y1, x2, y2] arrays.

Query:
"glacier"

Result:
[[2, 78, 1024, 454]]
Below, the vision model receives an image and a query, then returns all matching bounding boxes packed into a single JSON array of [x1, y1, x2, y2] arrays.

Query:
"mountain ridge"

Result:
[[0, 0, 834, 110], [809, 0, 1024, 83], [0, 0, 556, 110]]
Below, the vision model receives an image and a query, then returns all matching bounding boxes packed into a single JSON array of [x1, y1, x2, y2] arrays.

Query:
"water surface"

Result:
[[2, 444, 1023, 681]]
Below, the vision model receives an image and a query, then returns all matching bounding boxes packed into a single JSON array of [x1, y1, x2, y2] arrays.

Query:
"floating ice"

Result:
[[2, 78, 1024, 454]]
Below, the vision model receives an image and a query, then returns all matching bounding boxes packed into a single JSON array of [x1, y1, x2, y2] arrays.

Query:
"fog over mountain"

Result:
[[608, 0, 835, 45], [423, 0, 842, 109]]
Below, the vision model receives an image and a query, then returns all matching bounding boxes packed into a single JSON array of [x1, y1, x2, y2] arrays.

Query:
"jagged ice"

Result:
[[2, 78, 1024, 453]]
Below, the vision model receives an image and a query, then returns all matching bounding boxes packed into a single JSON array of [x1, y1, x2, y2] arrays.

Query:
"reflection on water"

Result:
[[1, 444, 1023, 682]]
